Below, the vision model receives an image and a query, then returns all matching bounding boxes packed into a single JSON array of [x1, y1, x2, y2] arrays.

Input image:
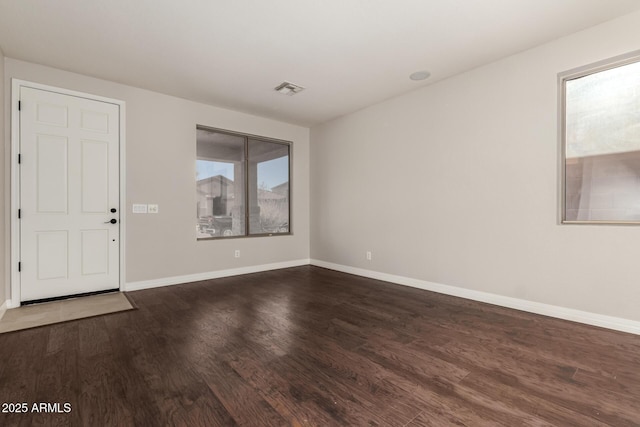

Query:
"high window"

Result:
[[561, 53, 640, 224], [196, 126, 291, 238]]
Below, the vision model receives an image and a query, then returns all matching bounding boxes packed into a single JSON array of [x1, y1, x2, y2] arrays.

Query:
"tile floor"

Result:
[[0, 292, 134, 333]]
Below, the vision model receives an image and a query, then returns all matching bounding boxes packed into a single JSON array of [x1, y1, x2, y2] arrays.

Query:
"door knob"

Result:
[[104, 219, 118, 224]]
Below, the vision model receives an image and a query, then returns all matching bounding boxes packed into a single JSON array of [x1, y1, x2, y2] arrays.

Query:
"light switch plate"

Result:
[[148, 204, 159, 214], [132, 204, 147, 214]]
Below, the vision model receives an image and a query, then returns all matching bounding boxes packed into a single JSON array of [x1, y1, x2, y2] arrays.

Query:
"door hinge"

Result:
[[18, 100, 21, 111], [18, 262, 21, 272], [18, 209, 21, 219], [18, 154, 21, 164]]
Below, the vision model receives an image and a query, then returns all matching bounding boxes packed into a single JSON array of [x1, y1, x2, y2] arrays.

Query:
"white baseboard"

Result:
[[6, 300, 20, 309], [310, 259, 640, 336], [0, 300, 8, 321], [125, 259, 311, 292]]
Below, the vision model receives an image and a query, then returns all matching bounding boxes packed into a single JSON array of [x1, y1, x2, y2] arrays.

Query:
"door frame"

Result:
[[9, 79, 127, 308]]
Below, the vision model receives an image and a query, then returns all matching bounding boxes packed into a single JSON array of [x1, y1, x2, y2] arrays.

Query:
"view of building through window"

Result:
[[196, 127, 290, 238], [563, 58, 640, 223]]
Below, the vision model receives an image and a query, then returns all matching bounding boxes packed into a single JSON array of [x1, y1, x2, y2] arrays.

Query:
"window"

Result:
[[196, 126, 291, 238], [561, 52, 640, 224]]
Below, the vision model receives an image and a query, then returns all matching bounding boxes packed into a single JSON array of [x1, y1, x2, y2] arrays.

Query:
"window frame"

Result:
[[558, 50, 640, 225], [196, 125, 292, 240]]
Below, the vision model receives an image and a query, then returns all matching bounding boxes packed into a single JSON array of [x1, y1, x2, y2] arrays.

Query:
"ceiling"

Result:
[[1, 1, 640, 127]]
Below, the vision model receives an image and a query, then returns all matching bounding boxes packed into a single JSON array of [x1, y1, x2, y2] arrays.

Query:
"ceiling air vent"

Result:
[[274, 81, 305, 96]]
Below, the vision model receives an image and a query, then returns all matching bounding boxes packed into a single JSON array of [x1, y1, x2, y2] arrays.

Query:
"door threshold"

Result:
[[21, 289, 120, 306]]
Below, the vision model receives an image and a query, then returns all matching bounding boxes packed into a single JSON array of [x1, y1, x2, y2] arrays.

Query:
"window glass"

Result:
[[196, 129, 245, 237], [248, 139, 290, 235], [563, 58, 640, 223], [196, 127, 291, 238]]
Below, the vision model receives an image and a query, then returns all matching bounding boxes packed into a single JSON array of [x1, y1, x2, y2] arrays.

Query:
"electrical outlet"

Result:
[[147, 204, 159, 214], [235, 250, 240, 258], [366, 251, 372, 261]]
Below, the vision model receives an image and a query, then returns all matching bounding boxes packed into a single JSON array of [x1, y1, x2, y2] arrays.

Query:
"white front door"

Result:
[[19, 86, 120, 302]]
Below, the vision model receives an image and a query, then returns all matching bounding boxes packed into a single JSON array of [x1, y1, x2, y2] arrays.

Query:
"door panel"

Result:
[[20, 87, 120, 302], [36, 103, 68, 127], [36, 231, 68, 280], [36, 134, 68, 213], [81, 230, 109, 276], [80, 110, 109, 133], [81, 140, 109, 213]]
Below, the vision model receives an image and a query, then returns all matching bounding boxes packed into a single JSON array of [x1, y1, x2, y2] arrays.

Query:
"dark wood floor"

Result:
[[1, 266, 640, 426]]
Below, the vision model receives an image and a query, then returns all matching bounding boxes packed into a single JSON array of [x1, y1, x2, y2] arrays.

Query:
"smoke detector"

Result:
[[274, 81, 305, 96], [410, 70, 431, 81]]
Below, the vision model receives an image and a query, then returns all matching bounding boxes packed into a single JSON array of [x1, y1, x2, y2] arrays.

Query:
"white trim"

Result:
[[10, 80, 20, 307], [118, 97, 127, 294], [9, 79, 126, 308], [310, 259, 640, 336], [125, 259, 311, 292], [0, 300, 7, 321]]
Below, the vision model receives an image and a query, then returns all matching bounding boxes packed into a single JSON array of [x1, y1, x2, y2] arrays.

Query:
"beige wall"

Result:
[[4, 58, 310, 296], [311, 11, 640, 322]]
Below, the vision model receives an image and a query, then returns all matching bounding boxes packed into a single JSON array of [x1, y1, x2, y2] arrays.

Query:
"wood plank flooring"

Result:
[[1, 265, 639, 426]]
